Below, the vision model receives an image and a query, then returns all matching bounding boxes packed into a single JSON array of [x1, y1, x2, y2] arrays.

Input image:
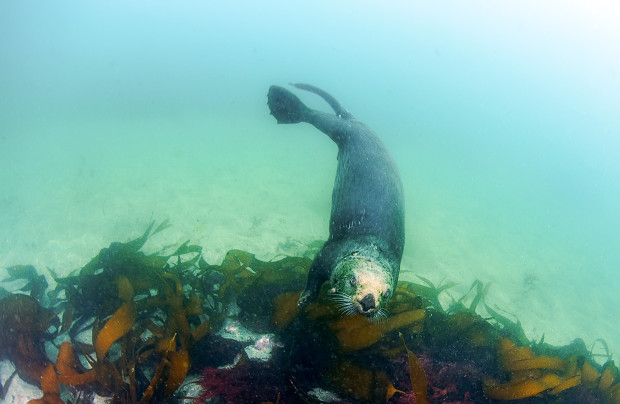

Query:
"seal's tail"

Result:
[[267, 85, 310, 124]]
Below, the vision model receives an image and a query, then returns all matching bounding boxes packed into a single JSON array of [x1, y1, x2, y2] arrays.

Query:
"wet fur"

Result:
[[267, 84, 405, 317]]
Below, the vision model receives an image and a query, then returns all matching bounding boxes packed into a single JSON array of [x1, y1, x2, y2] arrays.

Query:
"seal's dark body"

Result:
[[267, 84, 405, 309]]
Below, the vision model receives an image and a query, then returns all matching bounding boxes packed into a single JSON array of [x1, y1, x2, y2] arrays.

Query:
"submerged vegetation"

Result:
[[0, 221, 619, 403]]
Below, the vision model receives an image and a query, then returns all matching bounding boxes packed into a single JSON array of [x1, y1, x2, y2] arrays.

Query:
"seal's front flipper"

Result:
[[268, 85, 310, 124], [297, 259, 327, 309], [297, 288, 317, 310]]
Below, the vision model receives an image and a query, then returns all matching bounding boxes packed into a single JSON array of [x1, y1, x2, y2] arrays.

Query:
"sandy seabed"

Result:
[[1, 115, 617, 400]]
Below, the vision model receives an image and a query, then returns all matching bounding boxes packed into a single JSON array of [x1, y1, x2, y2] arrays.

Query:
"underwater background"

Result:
[[1, 0, 619, 378]]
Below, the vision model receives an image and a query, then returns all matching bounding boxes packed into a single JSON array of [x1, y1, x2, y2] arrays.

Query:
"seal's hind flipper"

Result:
[[291, 83, 353, 119], [267, 85, 310, 124]]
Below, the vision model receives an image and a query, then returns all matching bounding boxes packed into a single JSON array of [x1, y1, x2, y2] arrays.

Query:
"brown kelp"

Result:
[[1, 223, 620, 403], [484, 337, 620, 402], [2, 264, 48, 301], [1, 222, 214, 403]]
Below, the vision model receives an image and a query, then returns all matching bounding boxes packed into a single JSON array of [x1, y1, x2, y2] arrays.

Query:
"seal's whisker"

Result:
[[369, 314, 380, 322], [370, 308, 389, 323], [334, 299, 354, 307], [338, 302, 356, 315], [330, 292, 354, 304], [330, 293, 357, 317], [338, 307, 353, 316]]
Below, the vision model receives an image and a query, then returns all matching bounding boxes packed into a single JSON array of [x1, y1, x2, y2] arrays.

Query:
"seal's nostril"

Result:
[[360, 294, 375, 311]]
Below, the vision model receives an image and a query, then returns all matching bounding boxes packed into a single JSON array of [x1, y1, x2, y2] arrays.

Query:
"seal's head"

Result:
[[329, 255, 395, 320]]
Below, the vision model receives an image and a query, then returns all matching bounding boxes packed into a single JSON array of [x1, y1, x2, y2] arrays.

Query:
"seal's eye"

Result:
[[383, 289, 390, 298], [349, 277, 357, 286]]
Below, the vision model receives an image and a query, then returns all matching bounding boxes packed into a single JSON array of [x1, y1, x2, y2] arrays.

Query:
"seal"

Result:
[[267, 83, 405, 319]]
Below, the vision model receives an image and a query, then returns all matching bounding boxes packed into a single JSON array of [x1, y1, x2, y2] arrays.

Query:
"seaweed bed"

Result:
[[0, 221, 619, 403]]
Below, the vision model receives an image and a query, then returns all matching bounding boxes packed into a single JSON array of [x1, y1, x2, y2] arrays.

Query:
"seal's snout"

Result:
[[359, 294, 376, 312]]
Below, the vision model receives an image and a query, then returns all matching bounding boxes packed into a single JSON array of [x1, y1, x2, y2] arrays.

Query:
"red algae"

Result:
[[2, 224, 619, 404], [196, 361, 283, 403]]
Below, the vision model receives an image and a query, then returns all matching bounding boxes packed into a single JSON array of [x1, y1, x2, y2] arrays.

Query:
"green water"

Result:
[[1, 1, 619, 360]]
